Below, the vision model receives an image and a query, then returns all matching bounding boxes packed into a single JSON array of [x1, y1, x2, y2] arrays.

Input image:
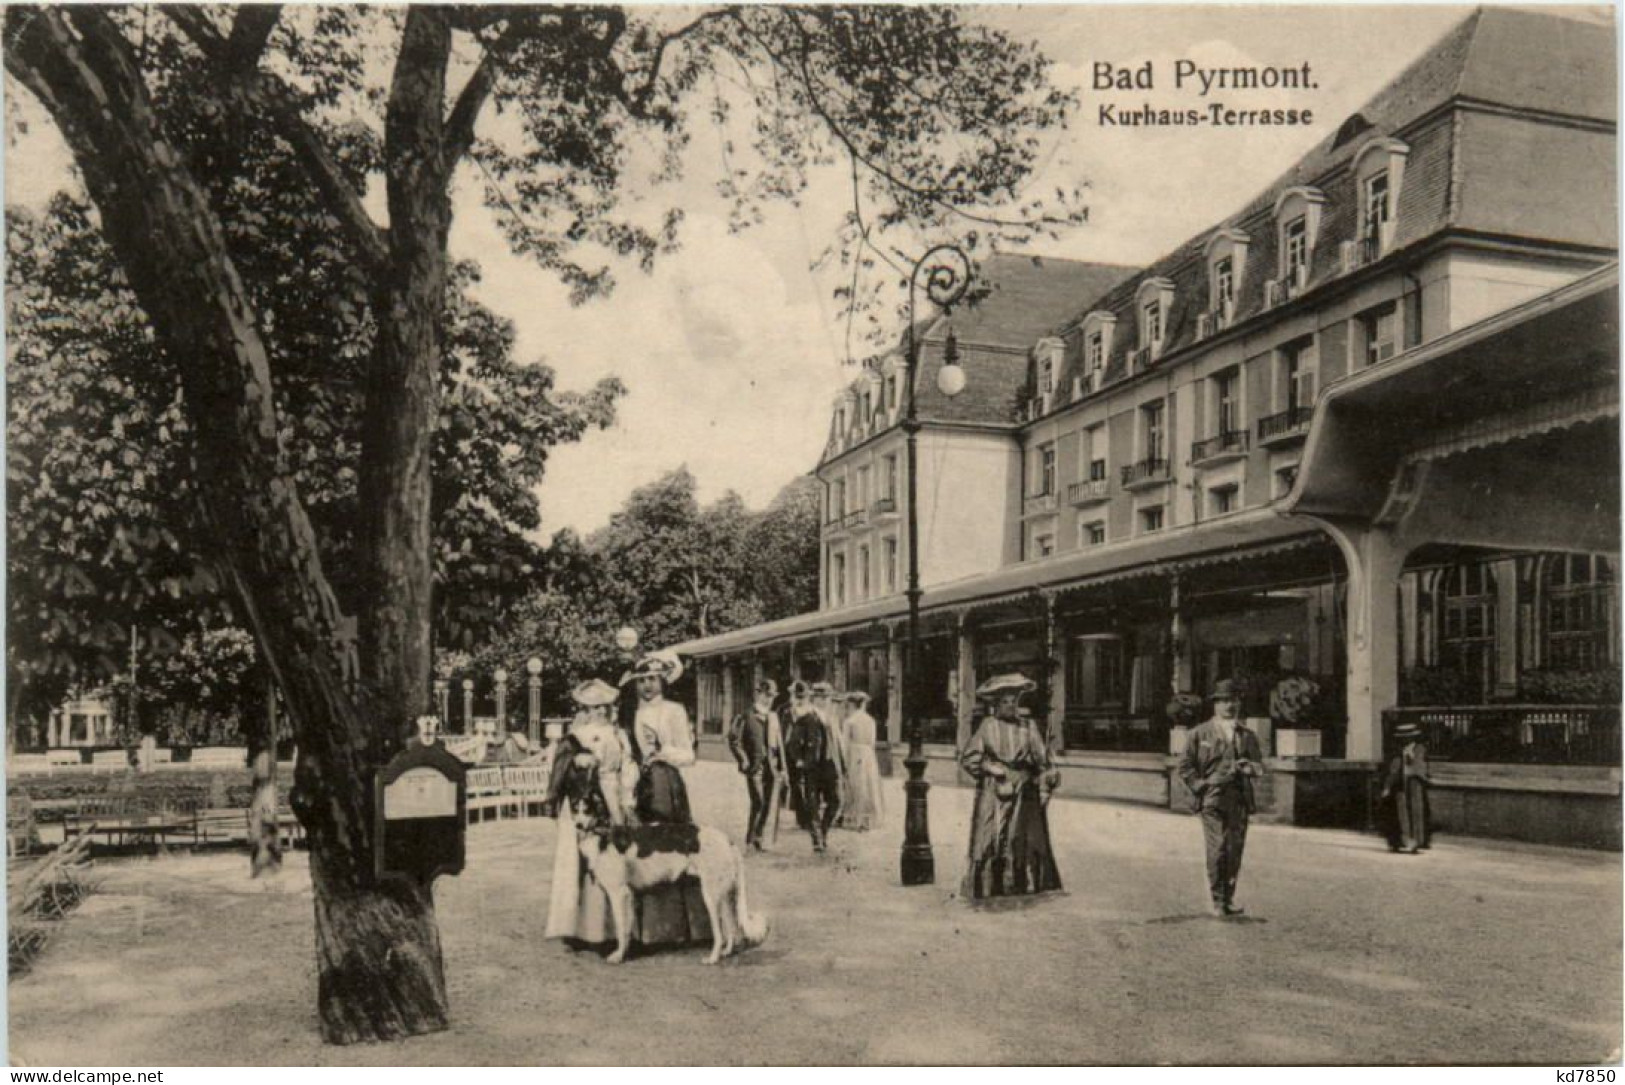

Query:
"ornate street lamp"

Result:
[[493, 668, 509, 732], [526, 657, 543, 745], [900, 244, 973, 887], [433, 678, 450, 726], [461, 678, 475, 734]]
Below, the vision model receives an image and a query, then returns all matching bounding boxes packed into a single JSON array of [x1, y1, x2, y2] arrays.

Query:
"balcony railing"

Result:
[[843, 508, 868, 530], [1190, 429, 1250, 465], [1257, 405, 1313, 445], [1383, 705, 1621, 766], [1023, 489, 1058, 516], [1067, 477, 1111, 505], [870, 496, 898, 517], [1120, 458, 1170, 489]]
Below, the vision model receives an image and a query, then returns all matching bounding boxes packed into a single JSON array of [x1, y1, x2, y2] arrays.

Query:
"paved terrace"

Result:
[[7, 762, 1620, 1065]]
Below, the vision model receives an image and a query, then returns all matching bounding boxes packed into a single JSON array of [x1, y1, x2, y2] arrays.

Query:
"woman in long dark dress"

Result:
[[623, 650, 710, 945], [959, 673, 1063, 900]]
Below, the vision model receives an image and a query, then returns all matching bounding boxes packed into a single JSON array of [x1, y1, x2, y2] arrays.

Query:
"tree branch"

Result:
[[159, 4, 388, 276]]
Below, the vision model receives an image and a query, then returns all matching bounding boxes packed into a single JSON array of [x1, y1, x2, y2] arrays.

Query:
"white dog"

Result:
[[557, 752, 769, 965]]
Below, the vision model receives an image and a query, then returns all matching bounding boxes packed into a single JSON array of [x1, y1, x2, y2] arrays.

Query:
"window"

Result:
[[857, 545, 871, 599], [1140, 505, 1164, 534], [1086, 331, 1105, 375], [1034, 442, 1056, 495], [1039, 354, 1055, 396], [1034, 532, 1055, 559], [1141, 299, 1163, 348], [1359, 302, 1399, 366], [1545, 555, 1614, 670], [1363, 171, 1391, 240], [1142, 401, 1165, 462], [884, 537, 898, 593], [883, 455, 898, 501], [885, 374, 898, 411], [1442, 563, 1496, 701], [832, 553, 847, 606], [1067, 635, 1126, 710], [1275, 465, 1299, 499], [1282, 338, 1317, 410], [856, 465, 870, 508], [833, 479, 847, 517], [1213, 256, 1234, 312], [1214, 370, 1239, 435], [1283, 216, 1308, 277], [1081, 520, 1106, 547], [1209, 485, 1238, 516]]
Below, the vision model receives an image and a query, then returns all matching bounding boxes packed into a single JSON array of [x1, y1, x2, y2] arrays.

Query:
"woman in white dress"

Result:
[[625, 651, 711, 947], [838, 691, 885, 830], [543, 678, 638, 946]]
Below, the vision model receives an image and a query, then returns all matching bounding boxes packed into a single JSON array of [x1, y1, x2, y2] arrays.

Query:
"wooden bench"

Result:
[[7, 754, 52, 777], [187, 747, 247, 771], [46, 750, 85, 770], [64, 797, 192, 852], [91, 750, 131, 774]]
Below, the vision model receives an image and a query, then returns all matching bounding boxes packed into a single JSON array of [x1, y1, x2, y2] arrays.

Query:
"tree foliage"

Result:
[[4, 2, 1081, 1043]]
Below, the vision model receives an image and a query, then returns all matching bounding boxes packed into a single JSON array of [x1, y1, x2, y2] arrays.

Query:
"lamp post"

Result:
[[899, 244, 973, 887], [493, 668, 509, 733], [433, 679, 450, 726], [526, 657, 543, 745], [461, 678, 475, 735]]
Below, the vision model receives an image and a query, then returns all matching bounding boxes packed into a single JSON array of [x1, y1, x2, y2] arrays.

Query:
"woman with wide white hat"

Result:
[[959, 673, 1063, 901], [544, 678, 638, 946], [622, 649, 711, 947]]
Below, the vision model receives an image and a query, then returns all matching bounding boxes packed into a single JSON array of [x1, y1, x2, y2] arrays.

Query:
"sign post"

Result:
[[374, 738, 467, 887]]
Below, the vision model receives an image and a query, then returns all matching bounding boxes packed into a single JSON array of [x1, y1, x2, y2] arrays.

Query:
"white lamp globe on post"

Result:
[[614, 627, 639, 655], [935, 331, 966, 398]]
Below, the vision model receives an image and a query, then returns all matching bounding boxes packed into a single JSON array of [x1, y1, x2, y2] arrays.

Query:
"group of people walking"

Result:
[[540, 648, 1431, 956], [727, 678, 885, 853]]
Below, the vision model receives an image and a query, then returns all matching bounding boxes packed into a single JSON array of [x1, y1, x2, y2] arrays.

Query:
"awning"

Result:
[[672, 511, 1325, 660], [1287, 264, 1619, 520]]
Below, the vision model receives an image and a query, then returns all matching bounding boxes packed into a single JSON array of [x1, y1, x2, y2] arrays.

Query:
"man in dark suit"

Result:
[[784, 681, 840, 853], [1178, 678, 1265, 916], [727, 678, 784, 851]]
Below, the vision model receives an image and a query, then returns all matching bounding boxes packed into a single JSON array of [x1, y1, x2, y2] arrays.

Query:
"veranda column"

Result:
[[954, 614, 976, 751], [1169, 570, 1193, 694], [1042, 592, 1066, 755], [886, 627, 904, 746], [1333, 524, 1406, 763]]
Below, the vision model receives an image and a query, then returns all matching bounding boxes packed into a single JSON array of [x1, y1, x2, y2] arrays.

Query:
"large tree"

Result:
[[5, 4, 1081, 1042]]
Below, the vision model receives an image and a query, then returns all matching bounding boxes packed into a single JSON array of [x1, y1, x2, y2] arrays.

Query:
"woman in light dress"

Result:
[[837, 691, 885, 830], [626, 651, 711, 947], [543, 678, 638, 946]]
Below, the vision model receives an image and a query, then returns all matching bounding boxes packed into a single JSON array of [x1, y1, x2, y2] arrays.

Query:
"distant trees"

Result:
[[474, 468, 820, 701]]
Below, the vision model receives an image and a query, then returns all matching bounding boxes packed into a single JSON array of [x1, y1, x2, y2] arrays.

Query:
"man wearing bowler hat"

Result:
[[1178, 678, 1265, 916], [728, 678, 785, 851]]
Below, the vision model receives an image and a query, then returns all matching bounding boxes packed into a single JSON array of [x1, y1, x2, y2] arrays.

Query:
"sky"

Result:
[[4, 4, 1610, 538]]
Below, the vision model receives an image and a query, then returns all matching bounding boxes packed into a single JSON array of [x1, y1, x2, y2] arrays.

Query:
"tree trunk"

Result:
[[5, 9, 448, 1043], [248, 671, 282, 877]]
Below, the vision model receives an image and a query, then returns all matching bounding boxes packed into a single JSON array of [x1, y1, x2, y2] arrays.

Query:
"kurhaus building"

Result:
[[671, 9, 1621, 848]]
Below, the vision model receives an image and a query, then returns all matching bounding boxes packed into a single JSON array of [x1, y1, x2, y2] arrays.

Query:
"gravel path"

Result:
[[8, 762, 1620, 1065]]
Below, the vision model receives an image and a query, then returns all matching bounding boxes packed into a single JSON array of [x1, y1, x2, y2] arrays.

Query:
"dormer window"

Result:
[[1363, 172, 1390, 239], [1283, 217, 1308, 278], [1142, 299, 1162, 346], [1346, 137, 1409, 271], [1078, 311, 1118, 388], [885, 373, 899, 412], [1132, 278, 1175, 366], [1213, 257, 1234, 311], [1033, 337, 1064, 404], [1201, 228, 1249, 337], [1270, 187, 1326, 305]]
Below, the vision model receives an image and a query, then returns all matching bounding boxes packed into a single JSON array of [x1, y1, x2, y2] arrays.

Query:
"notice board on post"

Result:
[[374, 740, 467, 886]]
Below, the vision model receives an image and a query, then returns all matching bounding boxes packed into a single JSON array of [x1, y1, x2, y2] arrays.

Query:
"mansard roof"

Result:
[[1039, 7, 1614, 410]]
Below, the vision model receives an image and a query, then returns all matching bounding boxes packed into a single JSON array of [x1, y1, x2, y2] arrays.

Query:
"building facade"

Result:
[[675, 9, 1621, 847]]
